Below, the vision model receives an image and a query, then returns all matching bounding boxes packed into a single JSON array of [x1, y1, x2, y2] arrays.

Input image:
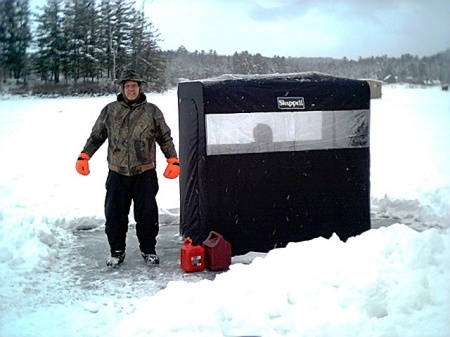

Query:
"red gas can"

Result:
[[180, 237, 205, 272], [203, 231, 232, 271]]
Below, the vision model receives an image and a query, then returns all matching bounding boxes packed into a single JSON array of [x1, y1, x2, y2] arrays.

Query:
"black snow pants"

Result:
[[104, 169, 159, 254]]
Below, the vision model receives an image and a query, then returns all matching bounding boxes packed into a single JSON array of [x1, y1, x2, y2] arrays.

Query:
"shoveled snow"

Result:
[[0, 85, 449, 337]]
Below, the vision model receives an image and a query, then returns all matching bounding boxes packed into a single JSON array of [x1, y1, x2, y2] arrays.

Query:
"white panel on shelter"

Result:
[[206, 111, 322, 145], [206, 110, 369, 155]]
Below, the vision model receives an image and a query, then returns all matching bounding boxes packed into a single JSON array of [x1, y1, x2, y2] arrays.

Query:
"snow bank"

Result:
[[116, 225, 450, 337]]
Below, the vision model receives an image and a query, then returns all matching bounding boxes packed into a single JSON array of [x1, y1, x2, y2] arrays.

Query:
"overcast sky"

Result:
[[28, 0, 449, 60], [142, 0, 450, 59]]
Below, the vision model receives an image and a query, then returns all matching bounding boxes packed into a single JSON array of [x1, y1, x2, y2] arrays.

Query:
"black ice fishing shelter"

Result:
[[178, 72, 371, 256]]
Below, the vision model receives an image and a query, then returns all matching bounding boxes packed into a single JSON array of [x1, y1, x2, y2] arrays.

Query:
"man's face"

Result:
[[123, 81, 140, 101]]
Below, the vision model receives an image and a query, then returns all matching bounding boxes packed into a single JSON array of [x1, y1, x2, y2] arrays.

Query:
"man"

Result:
[[75, 69, 179, 268]]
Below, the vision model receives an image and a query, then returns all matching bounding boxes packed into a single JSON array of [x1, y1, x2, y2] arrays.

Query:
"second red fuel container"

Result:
[[203, 231, 232, 271]]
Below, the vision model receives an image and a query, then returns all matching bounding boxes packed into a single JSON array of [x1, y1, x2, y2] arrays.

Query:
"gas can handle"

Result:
[[209, 231, 221, 239], [204, 231, 222, 247]]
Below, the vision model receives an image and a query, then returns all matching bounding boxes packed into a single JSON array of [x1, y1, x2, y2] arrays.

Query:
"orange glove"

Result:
[[76, 152, 91, 176], [163, 157, 180, 179]]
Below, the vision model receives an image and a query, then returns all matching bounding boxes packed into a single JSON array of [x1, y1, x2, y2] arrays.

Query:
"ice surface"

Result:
[[0, 85, 449, 337]]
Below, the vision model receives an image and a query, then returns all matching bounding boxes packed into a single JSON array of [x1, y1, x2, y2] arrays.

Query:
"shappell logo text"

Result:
[[277, 97, 305, 110]]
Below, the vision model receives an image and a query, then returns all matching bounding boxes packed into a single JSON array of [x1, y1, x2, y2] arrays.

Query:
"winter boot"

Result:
[[141, 252, 160, 265], [106, 250, 125, 268]]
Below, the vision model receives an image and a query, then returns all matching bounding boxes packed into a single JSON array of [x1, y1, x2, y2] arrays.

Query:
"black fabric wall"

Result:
[[178, 73, 371, 256]]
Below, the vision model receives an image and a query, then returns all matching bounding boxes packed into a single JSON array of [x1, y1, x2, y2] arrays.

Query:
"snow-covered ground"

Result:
[[0, 84, 449, 337]]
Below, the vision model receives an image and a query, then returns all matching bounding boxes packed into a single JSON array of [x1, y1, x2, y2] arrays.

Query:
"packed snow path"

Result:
[[71, 223, 220, 298]]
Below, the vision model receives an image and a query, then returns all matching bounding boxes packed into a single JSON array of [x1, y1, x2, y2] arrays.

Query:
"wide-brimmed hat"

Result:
[[117, 69, 146, 85]]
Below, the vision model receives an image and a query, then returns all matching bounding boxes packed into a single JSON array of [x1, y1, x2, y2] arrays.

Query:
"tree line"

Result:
[[1, 0, 449, 96], [164, 47, 450, 88], [0, 0, 165, 94]]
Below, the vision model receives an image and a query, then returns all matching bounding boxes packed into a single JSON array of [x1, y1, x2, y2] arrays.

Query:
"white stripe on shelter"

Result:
[[206, 110, 369, 155]]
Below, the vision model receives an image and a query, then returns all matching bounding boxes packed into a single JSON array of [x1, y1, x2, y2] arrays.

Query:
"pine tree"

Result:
[[98, 0, 135, 80], [62, 0, 99, 84], [128, 6, 166, 89], [35, 0, 65, 83], [0, 0, 32, 84], [80, 0, 101, 82]]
